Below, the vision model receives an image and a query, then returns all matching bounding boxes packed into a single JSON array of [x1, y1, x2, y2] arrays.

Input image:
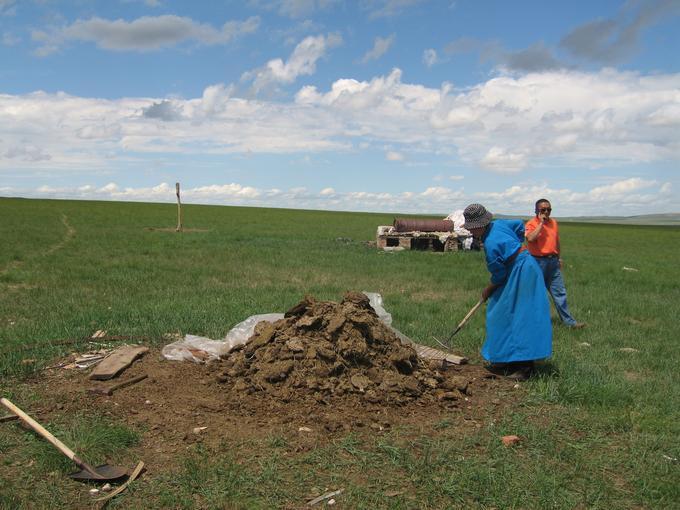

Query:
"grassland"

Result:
[[1, 197, 679, 509]]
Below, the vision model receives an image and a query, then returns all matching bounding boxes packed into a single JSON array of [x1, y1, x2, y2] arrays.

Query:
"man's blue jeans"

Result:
[[533, 256, 577, 326]]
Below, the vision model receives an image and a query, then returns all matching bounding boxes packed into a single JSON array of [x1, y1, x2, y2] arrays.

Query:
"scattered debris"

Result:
[[327, 498, 336, 505], [662, 454, 678, 462], [89, 374, 148, 396], [75, 353, 106, 369], [308, 488, 344, 506], [89, 345, 149, 380], [622, 267, 639, 272], [579, 342, 592, 348], [0, 414, 19, 423], [192, 426, 207, 434], [415, 343, 467, 366], [91, 330, 108, 339], [501, 435, 521, 447], [619, 347, 640, 353], [298, 426, 313, 433], [92, 461, 145, 504]]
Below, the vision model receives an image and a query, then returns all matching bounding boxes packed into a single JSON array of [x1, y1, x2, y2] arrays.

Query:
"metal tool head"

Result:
[[69, 464, 129, 481]]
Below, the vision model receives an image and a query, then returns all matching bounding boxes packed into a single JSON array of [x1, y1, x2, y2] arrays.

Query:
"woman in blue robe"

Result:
[[462, 204, 552, 379]]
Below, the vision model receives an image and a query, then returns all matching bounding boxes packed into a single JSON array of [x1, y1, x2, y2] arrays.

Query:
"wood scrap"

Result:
[[89, 346, 149, 380], [89, 374, 148, 396], [308, 488, 344, 506], [413, 343, 467, 365], [0, 414, 19, 423]]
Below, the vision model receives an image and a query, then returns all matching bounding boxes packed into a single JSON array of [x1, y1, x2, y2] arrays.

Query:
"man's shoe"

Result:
[[569, 322, 587, 329]]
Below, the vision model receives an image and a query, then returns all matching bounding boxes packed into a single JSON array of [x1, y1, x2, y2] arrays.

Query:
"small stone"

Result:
[[502, 435, 521, 447], [298, 426, 312, 432], [101, 483, 112, 492], [144, 400, 151, 405], [328, 499, 336, 505], [89, 488, 100, 496], [193, 426, 207, 434], [579, 342, 591, 347]]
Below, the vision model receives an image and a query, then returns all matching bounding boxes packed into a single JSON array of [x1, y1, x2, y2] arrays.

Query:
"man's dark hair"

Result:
[[535, 198, 550, 214]]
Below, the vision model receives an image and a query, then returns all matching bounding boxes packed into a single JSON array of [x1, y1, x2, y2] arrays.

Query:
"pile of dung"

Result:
[[216, 292, 467, 405]]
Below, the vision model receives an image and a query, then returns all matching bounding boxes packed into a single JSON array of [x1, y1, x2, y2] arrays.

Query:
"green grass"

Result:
[[1, 197, 679, 509]]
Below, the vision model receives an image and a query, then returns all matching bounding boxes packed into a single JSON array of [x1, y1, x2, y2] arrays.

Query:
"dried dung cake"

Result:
[[216, 291, 466, 405]]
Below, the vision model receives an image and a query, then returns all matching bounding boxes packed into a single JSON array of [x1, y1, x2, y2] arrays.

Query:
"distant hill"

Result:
[[556, 213, 680, 226], [490, 212, 680, 226]]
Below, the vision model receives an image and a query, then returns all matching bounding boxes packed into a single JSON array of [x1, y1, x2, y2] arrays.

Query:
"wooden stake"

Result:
[[175, 182, 182, 232]]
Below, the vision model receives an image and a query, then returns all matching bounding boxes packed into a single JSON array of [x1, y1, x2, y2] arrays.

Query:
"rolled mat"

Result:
[[393, 218, 454, 232]]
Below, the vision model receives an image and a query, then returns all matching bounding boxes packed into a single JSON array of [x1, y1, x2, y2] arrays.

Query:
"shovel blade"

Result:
[[69, 464, 129, 481]]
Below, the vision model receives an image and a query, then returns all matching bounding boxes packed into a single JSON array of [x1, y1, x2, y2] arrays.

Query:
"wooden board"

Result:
[[412, 343, 467, 365], [89, 345, 149, 380]]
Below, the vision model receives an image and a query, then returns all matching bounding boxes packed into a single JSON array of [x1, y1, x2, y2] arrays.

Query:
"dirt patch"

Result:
[[21, 292, 519, 475]]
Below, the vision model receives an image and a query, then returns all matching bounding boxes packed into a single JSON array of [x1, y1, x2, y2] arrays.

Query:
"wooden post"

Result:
[[175, 182, 182, 232]]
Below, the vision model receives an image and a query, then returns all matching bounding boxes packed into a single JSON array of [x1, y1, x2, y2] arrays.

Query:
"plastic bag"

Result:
[[162, 292, 407, 363], [161, 313, 284, 363], [362, 291, 393, 326]]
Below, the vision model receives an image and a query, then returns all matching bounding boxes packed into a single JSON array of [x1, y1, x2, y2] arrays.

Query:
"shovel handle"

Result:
[[1, 398, 78, 462]]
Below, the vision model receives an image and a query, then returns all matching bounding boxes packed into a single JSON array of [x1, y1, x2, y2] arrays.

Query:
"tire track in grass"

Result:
[[0, 213, 76, 278], [43, 213, 76, 256]]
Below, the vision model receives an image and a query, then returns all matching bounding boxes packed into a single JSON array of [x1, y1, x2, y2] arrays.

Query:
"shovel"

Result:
[[1, 397, 130, 482], [446, 298, 484, 345]]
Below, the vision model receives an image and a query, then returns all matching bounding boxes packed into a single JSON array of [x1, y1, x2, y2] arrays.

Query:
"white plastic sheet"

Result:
[[161, 313, 284, 363], [161, 292, 410, 363]]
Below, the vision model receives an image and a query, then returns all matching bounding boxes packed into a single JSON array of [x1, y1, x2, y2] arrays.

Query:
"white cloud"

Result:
[[361, 34, 395, 63], [248, 0, 339, 18], [1, 67, 679, 184], [0, 0, 16, 16], [364, 0, 426, 19], [243, 33, 342, 92], [422, 48, 438, 67], [480, 147, 527, 172], [32, 15, 260, 55], [385, 150, 404, 161], [2, 32, 19, 46]]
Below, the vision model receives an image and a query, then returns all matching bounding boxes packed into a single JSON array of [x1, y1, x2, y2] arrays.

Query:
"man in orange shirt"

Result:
[[525, 199, 585, 329]]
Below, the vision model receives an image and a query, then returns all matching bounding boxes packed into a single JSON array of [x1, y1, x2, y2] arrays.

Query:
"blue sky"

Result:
[[1, 0, 679, 216]]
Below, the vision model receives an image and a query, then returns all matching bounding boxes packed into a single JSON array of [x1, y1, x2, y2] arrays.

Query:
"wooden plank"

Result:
[[0, 414, 19, 423], [89, 345, 149, 380], [412, 343, 467, 365]]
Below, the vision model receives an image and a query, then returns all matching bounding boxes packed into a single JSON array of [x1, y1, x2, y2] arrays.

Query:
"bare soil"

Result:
[[19, 292, 519, 478]]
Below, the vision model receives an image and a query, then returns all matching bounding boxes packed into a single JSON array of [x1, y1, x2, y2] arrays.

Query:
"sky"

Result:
[[1, 0, 679, 217]]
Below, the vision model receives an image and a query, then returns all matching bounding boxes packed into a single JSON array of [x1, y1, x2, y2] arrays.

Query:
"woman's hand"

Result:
[[482, 283, 498, 301]]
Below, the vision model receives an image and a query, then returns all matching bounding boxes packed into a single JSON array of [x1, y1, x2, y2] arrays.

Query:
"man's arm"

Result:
[[525, 216, 545, 242]]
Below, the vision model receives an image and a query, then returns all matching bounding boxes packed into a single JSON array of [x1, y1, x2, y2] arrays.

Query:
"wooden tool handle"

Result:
[[106, 374, 148, 395], [456, 299, 484, 329], [1, 398, 77, 461]]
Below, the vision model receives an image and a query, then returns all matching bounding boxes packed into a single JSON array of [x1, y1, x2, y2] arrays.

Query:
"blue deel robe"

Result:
[[481, 220, 552, 363]]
